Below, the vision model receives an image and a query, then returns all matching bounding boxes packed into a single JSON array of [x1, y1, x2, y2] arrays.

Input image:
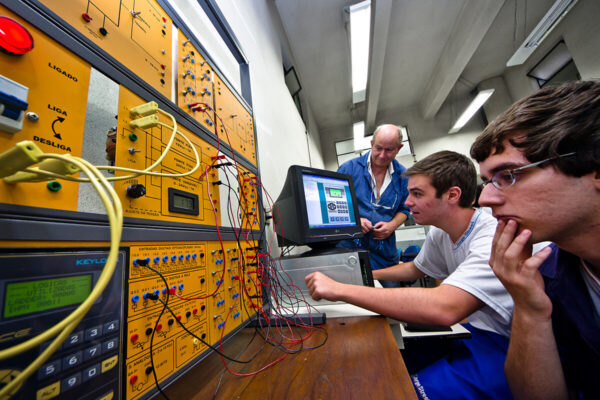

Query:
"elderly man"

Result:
[[337, 124, 410, 287], [471, 80, 600, 399]]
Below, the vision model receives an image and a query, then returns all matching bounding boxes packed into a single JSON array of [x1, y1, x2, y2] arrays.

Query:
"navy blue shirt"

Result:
[[336, 152, 409, 269], [539, 244, 600, 399]]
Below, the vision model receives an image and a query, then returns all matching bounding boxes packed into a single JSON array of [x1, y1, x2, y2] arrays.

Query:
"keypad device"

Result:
[[36, 318, 121, 399], [0, 249, 125, 400]]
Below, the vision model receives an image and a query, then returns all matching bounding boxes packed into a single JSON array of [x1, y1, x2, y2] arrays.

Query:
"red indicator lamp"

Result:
[[0, 16, 34, 55]]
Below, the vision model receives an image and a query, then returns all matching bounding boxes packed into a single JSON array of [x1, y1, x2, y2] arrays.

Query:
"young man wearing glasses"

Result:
[[336, 124, 410, 288], [307, 151, 514, 399], [471, 80, 600, 399]]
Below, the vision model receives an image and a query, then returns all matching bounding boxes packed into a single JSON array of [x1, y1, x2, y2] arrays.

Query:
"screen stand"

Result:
[[302, 242, 348, 257]]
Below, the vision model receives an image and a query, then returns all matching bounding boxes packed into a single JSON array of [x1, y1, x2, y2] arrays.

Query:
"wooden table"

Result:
[[165, 315, 418, 399]]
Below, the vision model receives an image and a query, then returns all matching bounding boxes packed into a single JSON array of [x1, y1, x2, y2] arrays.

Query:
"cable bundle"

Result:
[[0, 103, 326, 400]]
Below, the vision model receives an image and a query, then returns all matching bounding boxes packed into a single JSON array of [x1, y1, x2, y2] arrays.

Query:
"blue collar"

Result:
[[452, 208, 481, 250]]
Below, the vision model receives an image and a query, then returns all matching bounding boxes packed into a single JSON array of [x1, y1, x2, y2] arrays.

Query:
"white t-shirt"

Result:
[[413, 209, 513, 337]]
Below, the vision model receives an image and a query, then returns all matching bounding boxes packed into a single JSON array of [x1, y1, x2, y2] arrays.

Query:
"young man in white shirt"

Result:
[[305, 151, 513, 399]]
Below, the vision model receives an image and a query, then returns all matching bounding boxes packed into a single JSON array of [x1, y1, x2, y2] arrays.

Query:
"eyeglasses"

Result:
[[482, 152, 576, 190], [370, 190, 397, 210]]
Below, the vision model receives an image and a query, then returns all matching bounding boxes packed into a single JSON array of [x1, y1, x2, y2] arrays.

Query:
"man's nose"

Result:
[[477, 184, 502, 207]]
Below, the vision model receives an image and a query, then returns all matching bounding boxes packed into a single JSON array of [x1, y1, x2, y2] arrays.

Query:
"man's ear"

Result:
[[445, 186, 462, 205], [594, 168, 600, 191]]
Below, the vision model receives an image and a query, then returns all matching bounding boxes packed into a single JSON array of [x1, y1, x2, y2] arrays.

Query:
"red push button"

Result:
[[0, 16, 34, 55]]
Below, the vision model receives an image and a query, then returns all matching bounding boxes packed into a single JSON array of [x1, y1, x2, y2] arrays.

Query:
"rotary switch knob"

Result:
[[126, 184, 146, 198]]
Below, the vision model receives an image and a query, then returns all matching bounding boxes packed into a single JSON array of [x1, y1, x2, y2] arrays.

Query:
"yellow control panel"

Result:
[[0, 7, 91, 211], [115, 88, 223, 226], [0, 239, 261, 400], [126, 240, 259, 400], [213, 75, 257, 165], [236, 168, 261, 230], [176, 30, 216, 134], [0, 2, 263, 399], [39, 0, 173, 99]]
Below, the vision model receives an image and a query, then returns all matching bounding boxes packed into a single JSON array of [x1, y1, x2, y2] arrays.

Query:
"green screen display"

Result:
[[4, 275, 92, 318], [328, 188, 343, 198]]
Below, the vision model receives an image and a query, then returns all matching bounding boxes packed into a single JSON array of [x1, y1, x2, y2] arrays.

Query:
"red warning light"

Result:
[[0, 16, 34, 55]]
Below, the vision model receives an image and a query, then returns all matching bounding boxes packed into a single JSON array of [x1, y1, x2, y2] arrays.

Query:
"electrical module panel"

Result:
[[38, 0, 173, 99], [213, 75, 257, 165], [0, 7, 91, 211], [0, 1, 264, 399], [236, 168, 261, 230], [125, 240, 259, 400], [114, 88, 223, 226], [176, 30, 216, 135], [0, 248, 126, 400]]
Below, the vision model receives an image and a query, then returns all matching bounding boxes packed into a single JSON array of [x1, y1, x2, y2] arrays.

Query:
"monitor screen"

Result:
[[302, 173, 356, 228]]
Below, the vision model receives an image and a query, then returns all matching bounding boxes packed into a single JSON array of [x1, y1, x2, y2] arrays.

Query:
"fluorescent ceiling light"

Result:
[[506, 0, 578, 67], [353, 121, 370, 151], [397, 126, 411, 156], [449, 89, 494, 134], [349, 1, 371, 102], [397, 141, 412, 157]]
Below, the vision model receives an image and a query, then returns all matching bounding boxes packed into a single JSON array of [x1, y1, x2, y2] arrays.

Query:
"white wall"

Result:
[[214, 1, 324, 199], [171, 0, 323, 206], [169, 0, 323, 204], [163, 0, 324, 251]]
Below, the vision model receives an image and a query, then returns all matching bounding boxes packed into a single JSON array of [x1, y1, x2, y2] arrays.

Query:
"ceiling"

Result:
[[274, 0, 557, 141]]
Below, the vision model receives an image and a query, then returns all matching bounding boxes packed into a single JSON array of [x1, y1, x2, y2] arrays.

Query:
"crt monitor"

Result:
[[273, 165, 362, 248]]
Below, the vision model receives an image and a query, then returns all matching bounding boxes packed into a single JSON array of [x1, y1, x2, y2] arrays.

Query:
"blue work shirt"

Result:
[[337, 151, 409, 269], [539, 244, 600, 399]]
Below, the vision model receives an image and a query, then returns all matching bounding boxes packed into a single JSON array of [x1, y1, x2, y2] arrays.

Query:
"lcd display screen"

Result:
[[4, 275, 93, 318], [173, 193, 195, 211], [302, 173, 357, 228]]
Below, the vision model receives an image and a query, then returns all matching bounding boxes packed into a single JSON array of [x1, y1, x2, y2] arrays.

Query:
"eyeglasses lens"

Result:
[[493, 171, 514, 189]]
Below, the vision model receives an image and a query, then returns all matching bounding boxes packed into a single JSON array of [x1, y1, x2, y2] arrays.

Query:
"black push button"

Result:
[[82, 363, 100, 382], [85, 325, 103, 341], [62, 372, 82, 391], [103, 320, 119, 334], [83, 343, 102, 361], [62, 351, 83, 370], [38, 359, 61, 380], [102, 337, 118, 353], [63, 331, 83, 348]]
